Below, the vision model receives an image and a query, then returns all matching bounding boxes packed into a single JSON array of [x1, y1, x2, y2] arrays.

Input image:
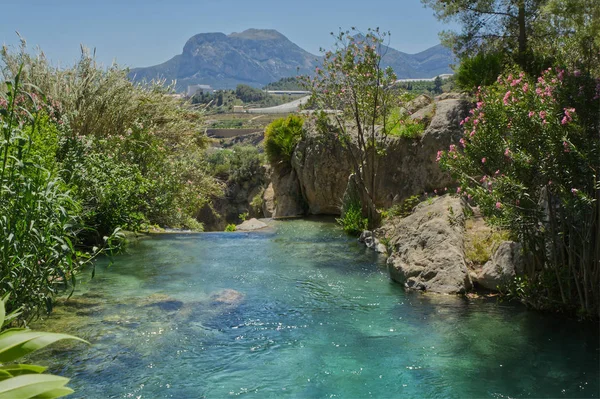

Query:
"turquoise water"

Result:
[[35, 219, 599, 398]]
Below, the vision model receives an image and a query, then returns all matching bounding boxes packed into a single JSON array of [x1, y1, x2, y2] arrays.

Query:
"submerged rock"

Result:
[[359, 230, 388, 254], [380, 195, 472, 294], [236, 218, 268, 231], [210, 289, 244, 305]]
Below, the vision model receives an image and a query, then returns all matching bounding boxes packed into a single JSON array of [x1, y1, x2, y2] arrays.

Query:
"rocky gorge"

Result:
[[199, 94, 521, 296]]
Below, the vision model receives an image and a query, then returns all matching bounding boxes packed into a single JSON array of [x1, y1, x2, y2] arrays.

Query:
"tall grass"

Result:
[[0, 40, 222, 320]]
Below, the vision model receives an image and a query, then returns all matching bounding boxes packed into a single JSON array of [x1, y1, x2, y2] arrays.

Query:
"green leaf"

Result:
[[31, 386, 74, 399], [0, 297, 5, 329], [0, 364, 47, 378], [0, 374, 71, 399], [0, 329, 87, 363]]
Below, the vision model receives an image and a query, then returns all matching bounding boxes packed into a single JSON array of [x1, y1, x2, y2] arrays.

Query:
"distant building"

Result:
[[186, 84, 213, 97]]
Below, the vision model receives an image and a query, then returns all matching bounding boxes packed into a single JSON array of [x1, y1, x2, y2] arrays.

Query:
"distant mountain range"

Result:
[[129, 29, 454, 91]]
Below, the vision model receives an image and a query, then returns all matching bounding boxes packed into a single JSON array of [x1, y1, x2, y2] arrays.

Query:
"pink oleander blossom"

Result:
[[495, 202, 502, 209]]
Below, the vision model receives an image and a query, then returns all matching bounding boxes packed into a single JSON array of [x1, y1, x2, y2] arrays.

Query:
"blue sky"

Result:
[[2, 0, 455, 68]]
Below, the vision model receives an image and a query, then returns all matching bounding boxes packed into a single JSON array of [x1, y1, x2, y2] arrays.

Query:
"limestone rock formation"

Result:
[[477, 241, 523, 291], [272, 97, 470, 214], [270, 163, 305, 218], [292, 132, 353, 214], [379, 195, 472, 294]]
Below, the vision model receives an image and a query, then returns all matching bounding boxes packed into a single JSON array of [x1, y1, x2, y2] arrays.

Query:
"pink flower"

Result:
[[503, 91, 512, 105], [481, 157, 486, 164], [476, 101, 484, 109], [459, 138, 466, 148], [522, 83, 529, 93], [449, 144, 457, 152], [504, 148, 511, 157], [571, 188, 578, 195], [563, 141, 571, 152], [495, 202, 502, 209], [539, 111, 547, 120], [470, 130, 476, 137], [467, 194, 473, 200], [573, 70, 581, 77], [528, 111, 535, 118], [457, 187, 462, 193], [436, 150, 443, 162]]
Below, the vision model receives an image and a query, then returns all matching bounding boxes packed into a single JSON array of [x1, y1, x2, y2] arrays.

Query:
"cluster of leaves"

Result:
[[337, 199, 368, 236], [438, 68, 599, 316], [264, 115, 304, 164], [384, 107, 427, 139], [0, 295, 84, 398], [205, 145, 265, 185], [381, 195, 422, 219]]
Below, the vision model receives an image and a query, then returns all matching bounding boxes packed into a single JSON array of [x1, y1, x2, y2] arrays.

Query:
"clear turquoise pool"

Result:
[[35, 219, 599, 398]]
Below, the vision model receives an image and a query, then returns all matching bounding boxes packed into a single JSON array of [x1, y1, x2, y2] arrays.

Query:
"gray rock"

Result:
[[271, 163, 305, 218], [262, 183, 275, 217], [383, 195, 472, 294], [292, 130, 353, 214], [236, 218, 268, 231], [359, 230, 388, 254], [477, 241, 522, 291]]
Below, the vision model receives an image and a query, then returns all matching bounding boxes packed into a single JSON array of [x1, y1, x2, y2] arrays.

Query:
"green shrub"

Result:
[[224, 224, 237, 232], [455, 52, 506, 91], [337, 201, 367, 236], [383, 195, 422, 219], [264, 115, 304, 164]]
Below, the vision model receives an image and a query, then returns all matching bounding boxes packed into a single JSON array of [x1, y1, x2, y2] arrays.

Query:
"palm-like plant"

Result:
[[0, 295, 86, 398]]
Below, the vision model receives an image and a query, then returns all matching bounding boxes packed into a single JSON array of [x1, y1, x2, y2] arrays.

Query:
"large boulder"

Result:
[[380, 195, 472, 294], [477, 241, 522, 291]]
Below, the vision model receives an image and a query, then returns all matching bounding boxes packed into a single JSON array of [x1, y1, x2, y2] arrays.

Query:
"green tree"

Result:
[[422, 0, 545, 72], [300, 28, 397, 227], [433, 75, 443, 94]]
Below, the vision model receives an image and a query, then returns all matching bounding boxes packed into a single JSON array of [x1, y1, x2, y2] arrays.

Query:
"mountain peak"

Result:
[[229, 29, 287, 41]]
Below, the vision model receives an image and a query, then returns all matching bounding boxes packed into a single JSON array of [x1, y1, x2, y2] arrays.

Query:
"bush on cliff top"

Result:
[[264, 115, 304, 164]]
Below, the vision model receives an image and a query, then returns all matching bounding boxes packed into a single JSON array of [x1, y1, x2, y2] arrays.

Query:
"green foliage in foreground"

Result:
[[264, 115, 304, 164], [0, 295, 85, 398]]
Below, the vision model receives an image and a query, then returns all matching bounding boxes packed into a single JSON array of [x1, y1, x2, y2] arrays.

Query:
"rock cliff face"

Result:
[[268, 97, 470, 216], [292, 133, 353, 214]]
